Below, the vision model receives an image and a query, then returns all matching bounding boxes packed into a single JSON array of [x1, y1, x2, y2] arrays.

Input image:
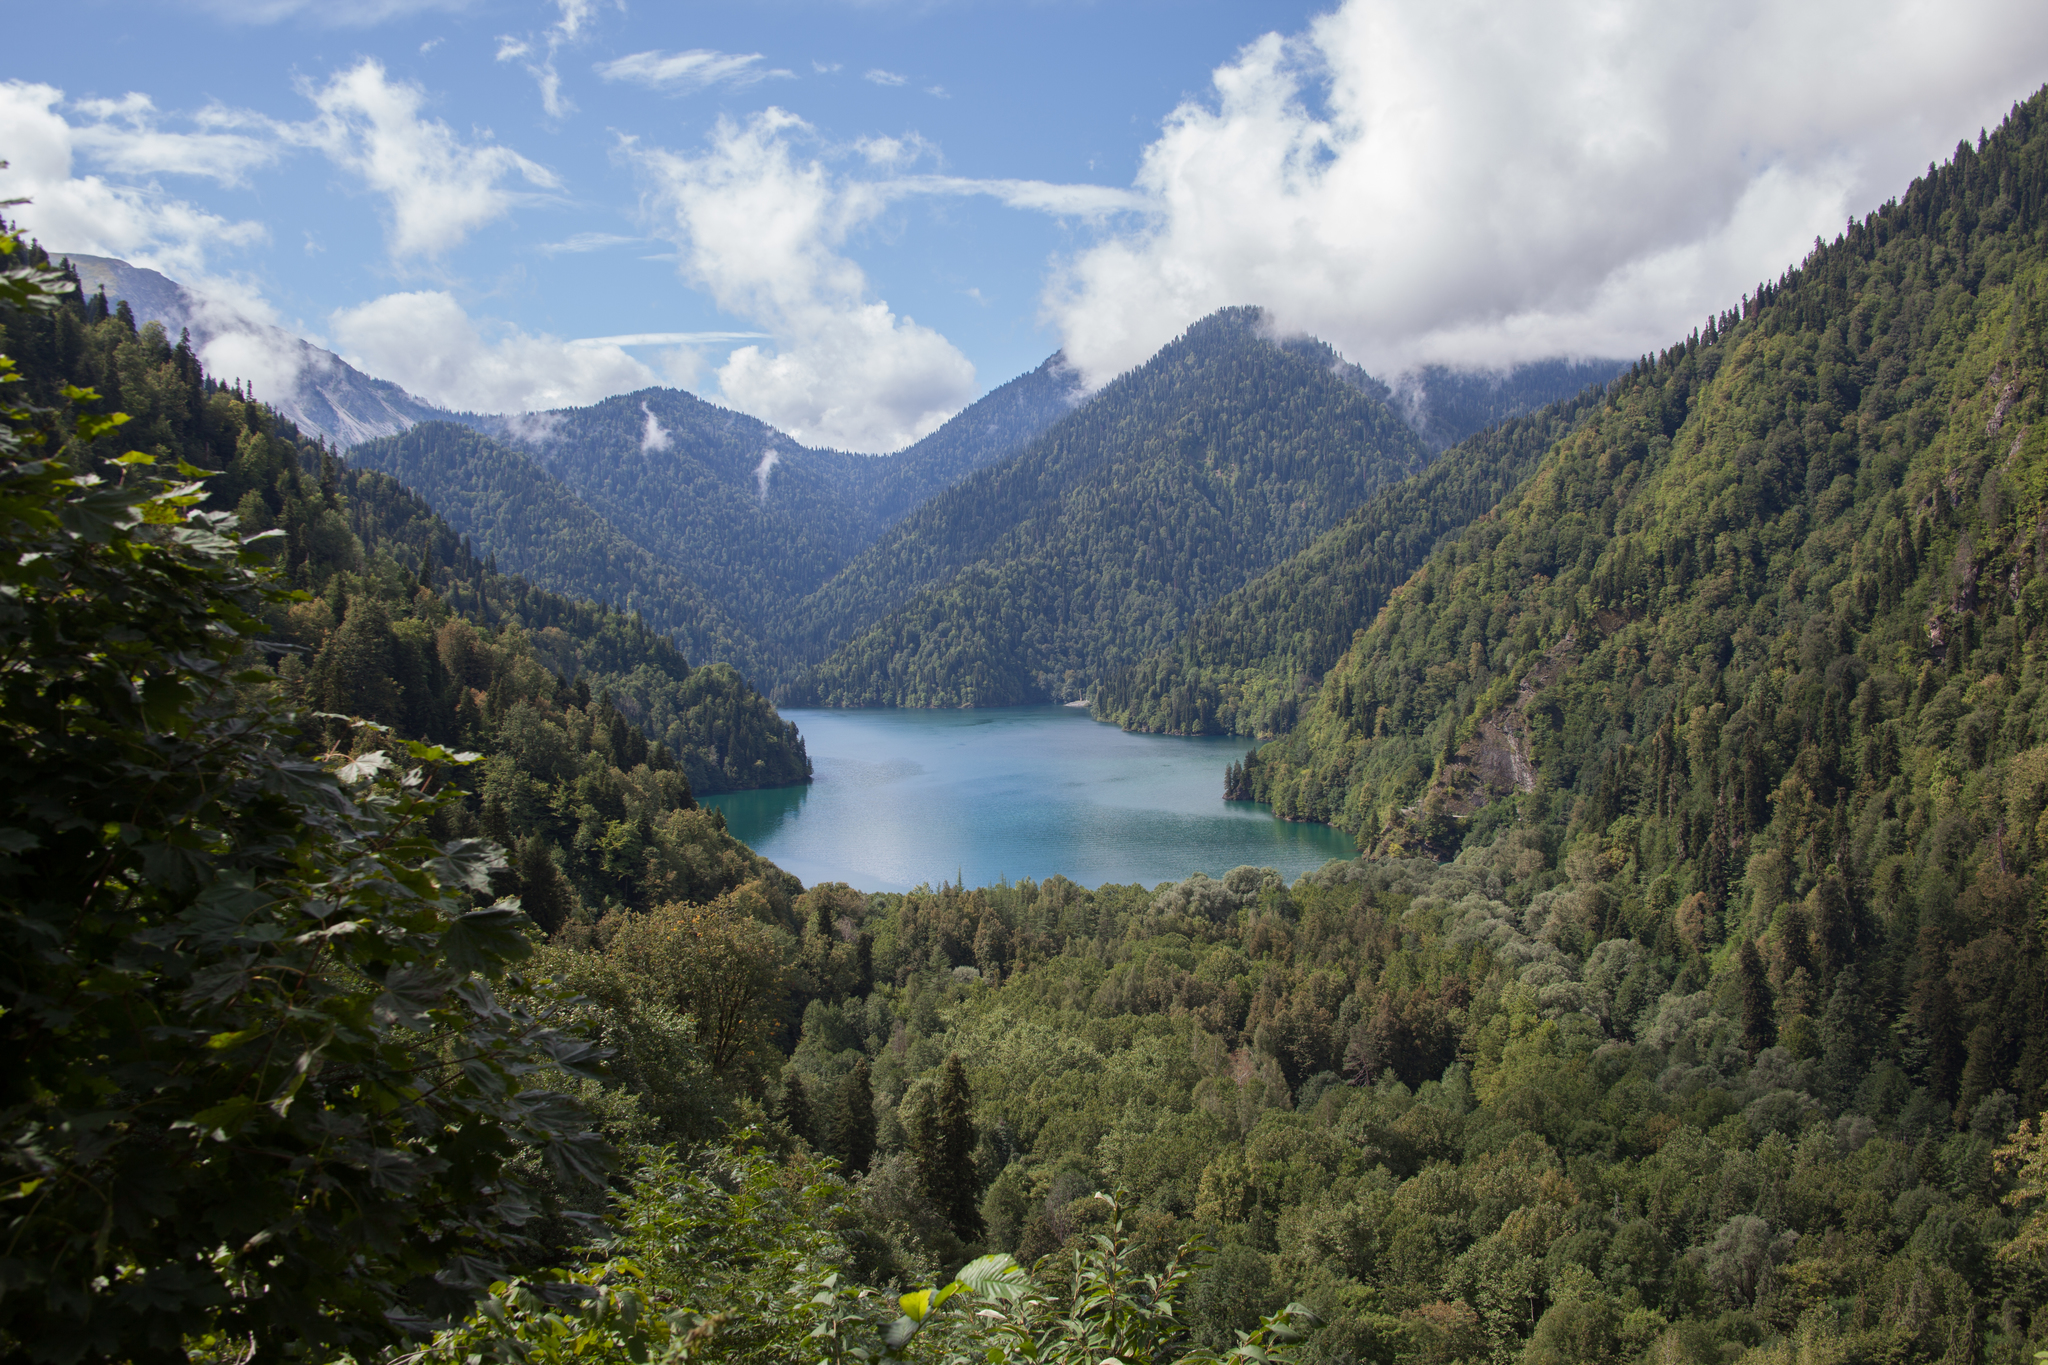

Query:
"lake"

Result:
[[699, 705, 1357, 893]]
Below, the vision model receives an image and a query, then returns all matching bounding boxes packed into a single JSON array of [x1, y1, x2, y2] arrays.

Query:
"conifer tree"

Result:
[[516, 837, 573, 936], [912, 1054, 984, 1240], [836, 1058, 875, 1176], [781, 1071, 816, 1148], [1737, 940, 1775, 1057]]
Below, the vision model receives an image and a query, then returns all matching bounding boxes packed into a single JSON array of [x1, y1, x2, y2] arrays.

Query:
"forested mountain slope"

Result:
[[1094, 386, 1612, 738], [459, 356, 1085, 637], [347, 420, 770, 676], [59, 251, 455, 447], [785, 312, 1436, 706], [1245, 98, 2048, 859], [0, 263, 805, 927], [349, 358, 1085, 686], [1395, 358, 1625, 452]]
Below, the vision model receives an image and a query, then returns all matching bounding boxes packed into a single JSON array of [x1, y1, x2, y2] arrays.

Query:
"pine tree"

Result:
[[836, 1058, 875, 1176], [912, 1054, 983, 1239], [782, 1071, 816, 1148], [1738, 940, 1775, 1057], [973, 910, 1010, 981], [516, 837, 573, 937]]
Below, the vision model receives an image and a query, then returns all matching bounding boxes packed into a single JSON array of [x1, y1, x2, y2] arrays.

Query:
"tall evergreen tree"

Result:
[[515, 838, 572, 937], [1737, 940, 1775, 1057], [836, 1058, 875, 1177], [912, 1054, 984, 1240], [781, 1071, 816, 1149]]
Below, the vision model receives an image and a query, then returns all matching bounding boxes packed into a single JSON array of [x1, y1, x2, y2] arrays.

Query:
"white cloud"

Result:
[[538, 230, 641, 254], [574, 330, 768, 345], [863, 69, 906, 87], [1044, 0, 2048, 386], [192, 0, 477, 24], [854, 134, 933, 169], [497, 0, 604, 118], [295, 60, 558, 259], [0, 81, 268, 279], [894, 174, 1146, 221], [634, 109, 976, 452], [65, 95, 279, 186], [597, 49, 781, 93], [640, 401, 671, 452], [330, 290, 664, 411]]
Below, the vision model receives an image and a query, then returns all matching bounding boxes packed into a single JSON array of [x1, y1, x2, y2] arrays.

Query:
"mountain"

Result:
[[1093, 383, 1612, 737], [342, 420, 773, 679], [345, 355, 1088, 686], [783, 312, 1437, 706], [1240, 91, 2048, 895], [3, 249, 808, 927], [1392, 357, 1625, 451], [56, 252, 454, 447], [62, 251, 1619, 713], [456, 355, 1085, 641]]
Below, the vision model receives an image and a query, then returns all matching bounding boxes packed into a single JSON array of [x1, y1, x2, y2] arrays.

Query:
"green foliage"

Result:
[[1395, 358, 1624, 453], [0, 248, 807, 927], [787, 313, 1435, 706], [907, 1054, 984, 1240], [418, 1139, 878, 1365], [1095, 385, 1609, 737], [348, 420, 770, 678], [0, 234, 607, 1361], [761, 842, 2048, 1365], [347, 358, 1084, 694], [896, 1200, 1314, 1365]]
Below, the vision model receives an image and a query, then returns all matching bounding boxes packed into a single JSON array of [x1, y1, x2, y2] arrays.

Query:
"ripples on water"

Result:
[[700, 705, 1357, 893]]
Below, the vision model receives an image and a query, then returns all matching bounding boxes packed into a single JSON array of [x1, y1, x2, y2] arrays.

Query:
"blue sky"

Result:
[[6, 1, 2048, 450]]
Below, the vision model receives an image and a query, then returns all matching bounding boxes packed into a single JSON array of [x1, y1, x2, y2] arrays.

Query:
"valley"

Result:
[[7, 58, 2048, 1365]]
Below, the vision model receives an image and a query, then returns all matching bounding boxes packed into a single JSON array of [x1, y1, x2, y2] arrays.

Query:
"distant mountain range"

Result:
[[66, 250, 1627, 709], [57, 254, 456, 448]]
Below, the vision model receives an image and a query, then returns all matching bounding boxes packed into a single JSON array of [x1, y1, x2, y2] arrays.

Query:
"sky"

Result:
[[4, 1, 2048, 453]]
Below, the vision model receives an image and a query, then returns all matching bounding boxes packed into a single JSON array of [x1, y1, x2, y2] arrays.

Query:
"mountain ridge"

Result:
[[784, 309, 1440, 705], [56, 252, 455, 448]]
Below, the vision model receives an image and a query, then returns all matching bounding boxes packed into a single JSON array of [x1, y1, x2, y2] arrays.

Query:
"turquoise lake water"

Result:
[[699, 705, 1357, 893]]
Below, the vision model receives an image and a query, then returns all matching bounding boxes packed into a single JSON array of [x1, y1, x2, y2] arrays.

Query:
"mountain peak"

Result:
[[58, 252, 452, 449]]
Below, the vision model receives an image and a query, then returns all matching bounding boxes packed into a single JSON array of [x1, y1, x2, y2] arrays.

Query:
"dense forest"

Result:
[[1392, 360, 1626, 454], [785, 317, 1436, 706], [346, 355, 1086, 691], [0, 262, 807, 932], [1093, 388, 1612, 738], [342, 313, 1596, 709], [345, 419, 773, 677]]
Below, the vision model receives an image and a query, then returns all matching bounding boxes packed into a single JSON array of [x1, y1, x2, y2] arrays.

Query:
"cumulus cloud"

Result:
[[330, 290, 665, 411], [597, 49, 784, 93], [65, 94, 279, 186], [1045, 0, 2048, 385], [863, 70, 907, 87], [0, 81, 268, 278], [634, 109, 977, 452], [295, 59, 558, 259]]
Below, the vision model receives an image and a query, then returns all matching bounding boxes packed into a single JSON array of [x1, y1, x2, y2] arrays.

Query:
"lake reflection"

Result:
[[700, 705, 1356, 892]]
